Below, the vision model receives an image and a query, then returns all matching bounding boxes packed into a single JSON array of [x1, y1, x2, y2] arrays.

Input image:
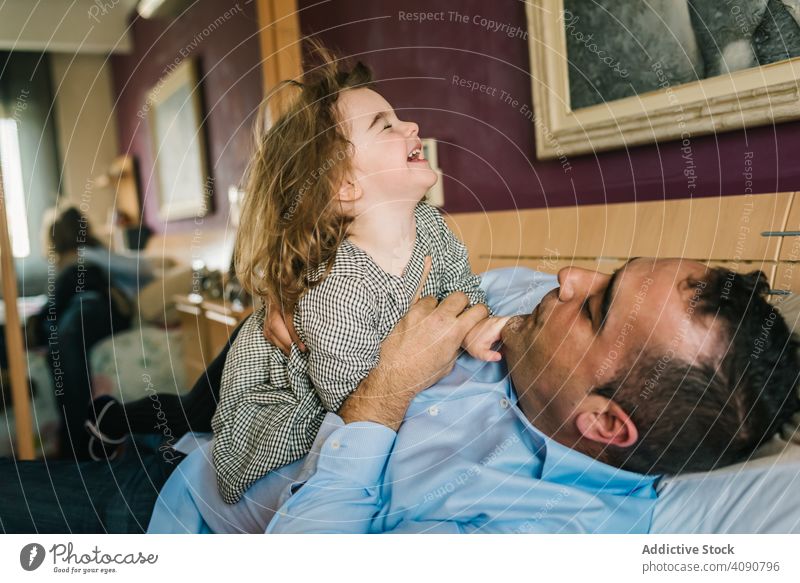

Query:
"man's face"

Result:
[[501, 258, 719, 443]]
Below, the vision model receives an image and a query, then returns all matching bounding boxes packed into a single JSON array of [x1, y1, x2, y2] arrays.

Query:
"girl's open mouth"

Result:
[[407, 146, 427, 163]]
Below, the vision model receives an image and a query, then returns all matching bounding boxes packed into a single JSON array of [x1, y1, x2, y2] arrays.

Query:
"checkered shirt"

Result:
[[212, 202, 488, 503]]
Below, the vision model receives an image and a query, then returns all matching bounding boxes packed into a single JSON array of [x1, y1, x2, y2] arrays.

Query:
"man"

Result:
[[147, 258, 799, 533]]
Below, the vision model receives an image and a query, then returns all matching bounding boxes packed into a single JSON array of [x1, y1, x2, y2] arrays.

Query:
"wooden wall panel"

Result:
[[777, 193, 800, 263], [446, 192, 797, 290], [256, 0, 302, 121]]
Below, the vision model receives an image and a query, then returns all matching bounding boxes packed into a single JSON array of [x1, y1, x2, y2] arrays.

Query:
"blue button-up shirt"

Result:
[[149, 268, 658, 534]]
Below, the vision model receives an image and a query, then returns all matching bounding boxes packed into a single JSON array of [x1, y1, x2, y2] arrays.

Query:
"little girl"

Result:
[[212, 49, 508, 503]]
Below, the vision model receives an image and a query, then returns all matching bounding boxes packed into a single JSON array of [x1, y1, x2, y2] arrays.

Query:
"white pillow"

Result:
[[774, 294, 800, 444], [652, 437, 800, 533]]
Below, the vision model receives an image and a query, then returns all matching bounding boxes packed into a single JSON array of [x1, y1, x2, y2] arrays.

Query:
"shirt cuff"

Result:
[[314, 417, 397, 483], [279, 413, 397, 503]]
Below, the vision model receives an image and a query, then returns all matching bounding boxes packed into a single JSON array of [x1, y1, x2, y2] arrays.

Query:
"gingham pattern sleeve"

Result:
[[300, 275, 382, 413], [421, 203, 489, 312]]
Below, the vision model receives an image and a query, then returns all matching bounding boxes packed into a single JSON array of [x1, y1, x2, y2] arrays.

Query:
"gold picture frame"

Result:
[[526, 0, 800, 160], [147, 59, 210, 221]]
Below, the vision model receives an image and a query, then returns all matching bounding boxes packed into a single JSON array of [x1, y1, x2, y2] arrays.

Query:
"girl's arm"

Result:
[[299, 275, 382, 413], [422, 203, 489, 310], [421, 204, 508, 361]]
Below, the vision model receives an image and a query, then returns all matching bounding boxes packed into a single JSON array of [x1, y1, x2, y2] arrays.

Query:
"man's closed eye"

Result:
[[582, 298, 593, 326]]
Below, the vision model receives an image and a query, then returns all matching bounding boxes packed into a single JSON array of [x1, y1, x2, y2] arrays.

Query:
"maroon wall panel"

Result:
[[111, 0, 262, 232], [298, 0, 800, 213]]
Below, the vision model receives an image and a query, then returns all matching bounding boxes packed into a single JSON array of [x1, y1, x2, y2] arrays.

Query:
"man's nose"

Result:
[[557, 267, 603, 302]]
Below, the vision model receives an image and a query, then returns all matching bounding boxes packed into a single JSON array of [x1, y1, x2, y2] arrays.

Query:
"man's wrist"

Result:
[[339, 366, 415, 431]]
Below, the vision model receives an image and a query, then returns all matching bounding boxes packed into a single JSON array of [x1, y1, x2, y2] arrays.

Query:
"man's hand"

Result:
[[339, 291, 488, 431], [262, 300, 305, 354]]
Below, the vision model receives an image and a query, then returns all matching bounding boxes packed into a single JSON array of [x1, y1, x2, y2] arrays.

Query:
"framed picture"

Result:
[[147, 59, 210, 221], [526, 0, 800, 159]]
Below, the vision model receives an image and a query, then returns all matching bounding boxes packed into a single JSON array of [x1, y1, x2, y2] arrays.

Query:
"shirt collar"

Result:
[[507, 395, 658, 499]]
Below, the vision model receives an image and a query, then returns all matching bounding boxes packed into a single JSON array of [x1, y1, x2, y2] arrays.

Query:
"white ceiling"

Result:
[[0, 0, 140, 54]]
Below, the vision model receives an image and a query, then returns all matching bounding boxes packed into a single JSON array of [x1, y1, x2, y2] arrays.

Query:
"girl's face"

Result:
[[336, 88, 437, 205]]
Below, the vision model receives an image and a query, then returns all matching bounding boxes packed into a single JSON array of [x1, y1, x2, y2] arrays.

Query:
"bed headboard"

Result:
[[445, 192, 800, 295]]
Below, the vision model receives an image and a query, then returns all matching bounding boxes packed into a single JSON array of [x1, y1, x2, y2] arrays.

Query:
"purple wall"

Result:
[[298, 0, 800, 213], [111, 0, 262, 233]]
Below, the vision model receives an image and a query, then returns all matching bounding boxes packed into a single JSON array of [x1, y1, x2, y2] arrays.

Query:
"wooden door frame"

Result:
[[255, 0, 302, 120]]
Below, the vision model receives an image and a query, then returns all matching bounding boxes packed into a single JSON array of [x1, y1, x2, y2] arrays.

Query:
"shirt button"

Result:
[[499, 398, 510, 409], [330, 440, 341, 450], [428, 406, 439, 416]]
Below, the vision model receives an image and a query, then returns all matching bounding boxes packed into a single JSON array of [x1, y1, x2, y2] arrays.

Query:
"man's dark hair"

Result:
[[595, 268, 800, 475]]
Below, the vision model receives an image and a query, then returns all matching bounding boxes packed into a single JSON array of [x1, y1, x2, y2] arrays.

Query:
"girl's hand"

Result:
[[262, 300, 306, 354], [462, 315, 511, 362]]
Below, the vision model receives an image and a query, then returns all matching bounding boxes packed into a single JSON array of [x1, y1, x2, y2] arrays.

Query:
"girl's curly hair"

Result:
[[235, 43, 372, 311]]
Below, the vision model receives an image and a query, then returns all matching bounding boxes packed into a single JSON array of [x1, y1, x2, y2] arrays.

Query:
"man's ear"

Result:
[[337, 178, 362, 203], [574, 396, 638, 448]]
